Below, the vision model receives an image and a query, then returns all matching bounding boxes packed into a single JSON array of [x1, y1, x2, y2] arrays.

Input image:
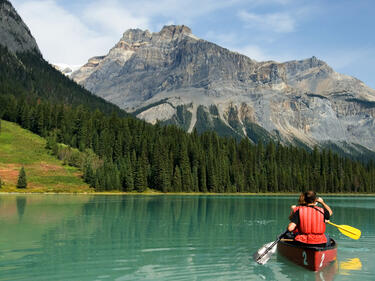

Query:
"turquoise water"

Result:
[[0, 195, 374, 281]]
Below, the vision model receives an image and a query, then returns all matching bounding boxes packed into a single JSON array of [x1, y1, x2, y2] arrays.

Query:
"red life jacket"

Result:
[[291, 206, 301, 234], [294, 206, 327, 244]]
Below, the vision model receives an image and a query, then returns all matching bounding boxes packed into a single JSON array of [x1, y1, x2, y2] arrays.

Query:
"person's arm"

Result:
[[288, 222, 296, 232], [289, 205, 297, 220], [316, 197, 333, 216], [288, 210, 299, 231]]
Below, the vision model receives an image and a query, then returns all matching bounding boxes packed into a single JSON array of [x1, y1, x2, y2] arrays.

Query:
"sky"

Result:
[[11, 0, 375, 88]]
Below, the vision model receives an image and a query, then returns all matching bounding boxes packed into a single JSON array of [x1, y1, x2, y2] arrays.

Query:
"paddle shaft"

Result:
[[256, 230, 288, 262]]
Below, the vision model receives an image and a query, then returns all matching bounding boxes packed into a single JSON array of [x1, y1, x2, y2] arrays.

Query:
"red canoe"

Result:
[[277, 239, 337, 271]]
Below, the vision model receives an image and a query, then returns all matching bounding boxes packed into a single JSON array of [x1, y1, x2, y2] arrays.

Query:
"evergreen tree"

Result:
[[198, 159, 207, 192], [83, 162, 95, 187], [172, 165, 182, 192], [17, 166, 27, 189], [135, 157, 146, 192]]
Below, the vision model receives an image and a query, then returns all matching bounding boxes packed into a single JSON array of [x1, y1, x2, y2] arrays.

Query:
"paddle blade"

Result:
[[337, 225, 361, 240], [253, 241, 278, 265]]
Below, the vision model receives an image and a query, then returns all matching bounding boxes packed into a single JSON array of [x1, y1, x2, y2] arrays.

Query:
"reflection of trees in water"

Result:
[[28, 197, 373, 279], [36, 196, 295, 278], [16, 197, 27, 221], [75, 196, 291, 244]]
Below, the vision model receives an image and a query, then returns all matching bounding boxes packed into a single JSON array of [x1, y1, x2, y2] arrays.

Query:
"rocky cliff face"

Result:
[[72, 25, 375, 152], [0, 0, 40, 54]]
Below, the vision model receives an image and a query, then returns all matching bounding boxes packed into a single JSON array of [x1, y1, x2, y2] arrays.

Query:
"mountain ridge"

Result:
[[71, 25, 375, 153], [0, 0, 40, 54]]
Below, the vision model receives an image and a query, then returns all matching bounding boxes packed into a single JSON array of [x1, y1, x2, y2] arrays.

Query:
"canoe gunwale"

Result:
[[278, 239, 337, 252]]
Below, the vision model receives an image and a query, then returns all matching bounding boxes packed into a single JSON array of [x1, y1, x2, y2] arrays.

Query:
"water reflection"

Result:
[[339, 257, 362, 275], [0, 195, 373, 281], [16, 197, 27, 221], [276, 256, 338, 281]]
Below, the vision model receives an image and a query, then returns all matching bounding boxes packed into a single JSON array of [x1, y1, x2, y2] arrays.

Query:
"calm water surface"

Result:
[[0, 195, 374, 281]]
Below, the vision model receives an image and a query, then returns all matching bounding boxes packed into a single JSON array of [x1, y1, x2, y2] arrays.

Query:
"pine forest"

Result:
[[1, 92, 375, 193]]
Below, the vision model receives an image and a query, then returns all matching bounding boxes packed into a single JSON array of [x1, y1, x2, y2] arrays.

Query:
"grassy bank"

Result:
[[0, 120, 91, 192]]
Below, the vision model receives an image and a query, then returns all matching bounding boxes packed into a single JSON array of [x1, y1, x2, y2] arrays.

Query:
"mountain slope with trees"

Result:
[[1, 98, 375, 193]]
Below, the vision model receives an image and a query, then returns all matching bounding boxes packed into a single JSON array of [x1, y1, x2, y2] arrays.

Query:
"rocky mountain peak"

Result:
[[121, 28, 152, 43], [71, 24, 375, 153], [159, 25, 192, 39], [0, 0, 40, 54]]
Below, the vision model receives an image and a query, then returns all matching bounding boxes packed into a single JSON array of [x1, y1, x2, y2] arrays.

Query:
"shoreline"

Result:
[[1, 191, 375, 196]]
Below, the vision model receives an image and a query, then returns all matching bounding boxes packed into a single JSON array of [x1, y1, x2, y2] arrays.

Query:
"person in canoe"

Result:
[[287, 190, 333, 247], [289, 193, 306, 220]]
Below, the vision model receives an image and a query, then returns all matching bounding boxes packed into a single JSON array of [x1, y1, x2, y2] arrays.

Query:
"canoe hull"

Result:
[[277, 239, 337, 271]]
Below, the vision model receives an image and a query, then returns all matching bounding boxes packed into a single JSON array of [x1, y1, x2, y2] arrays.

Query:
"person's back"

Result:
[[294, 205, 327, 244], [288, 191, 333, 247]]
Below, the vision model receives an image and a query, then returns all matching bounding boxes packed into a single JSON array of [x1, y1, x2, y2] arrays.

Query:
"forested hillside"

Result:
[[0, 45, 128, 117], [1, 94, 375, 193]]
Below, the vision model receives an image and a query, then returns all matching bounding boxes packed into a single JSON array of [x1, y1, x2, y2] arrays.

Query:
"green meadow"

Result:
[[0, 120, 91, 192]]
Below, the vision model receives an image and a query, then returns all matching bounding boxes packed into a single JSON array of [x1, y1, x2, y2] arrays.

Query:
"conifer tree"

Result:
[[17, 166, 27, 189], [199, 160, 207, 192], [83, 162, 95, 187], [135, 157, 146, 192], [172, 165, 182, 192]]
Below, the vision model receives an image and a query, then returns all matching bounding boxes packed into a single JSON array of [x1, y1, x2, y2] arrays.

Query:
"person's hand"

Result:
[[291, 205, 296, 210], [316, 197, 324, 204]]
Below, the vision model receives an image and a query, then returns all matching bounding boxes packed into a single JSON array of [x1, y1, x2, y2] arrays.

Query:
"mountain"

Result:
[[72, 25, 375, 154], [0, 0, 40, 54], [0, 0, 127, 117]]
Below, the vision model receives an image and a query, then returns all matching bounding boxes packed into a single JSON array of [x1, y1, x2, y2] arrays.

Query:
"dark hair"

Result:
[[304, 190, 316, 204], [298, 193, 306, 205]]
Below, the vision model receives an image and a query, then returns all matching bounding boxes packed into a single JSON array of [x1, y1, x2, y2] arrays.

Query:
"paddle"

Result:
[[309, 206, 361, 240], [326, 221, 361, 240], [253, 230, 288, 265]]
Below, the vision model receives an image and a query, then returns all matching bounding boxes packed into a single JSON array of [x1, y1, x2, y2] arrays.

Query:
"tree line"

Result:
[[1, 93, 375, 193]]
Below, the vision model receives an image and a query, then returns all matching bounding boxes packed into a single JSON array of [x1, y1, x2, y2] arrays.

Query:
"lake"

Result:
[[0, 195, 374, 280]]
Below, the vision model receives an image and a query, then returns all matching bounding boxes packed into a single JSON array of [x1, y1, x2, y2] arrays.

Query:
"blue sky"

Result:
[[11, 0, 375, 88]]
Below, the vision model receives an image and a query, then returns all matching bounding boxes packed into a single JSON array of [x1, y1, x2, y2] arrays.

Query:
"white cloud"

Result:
[[83, 1, 149, 36], [9, 0, 307, 65], [11, 0, 150, 65], [238, 10, 295, 33]]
